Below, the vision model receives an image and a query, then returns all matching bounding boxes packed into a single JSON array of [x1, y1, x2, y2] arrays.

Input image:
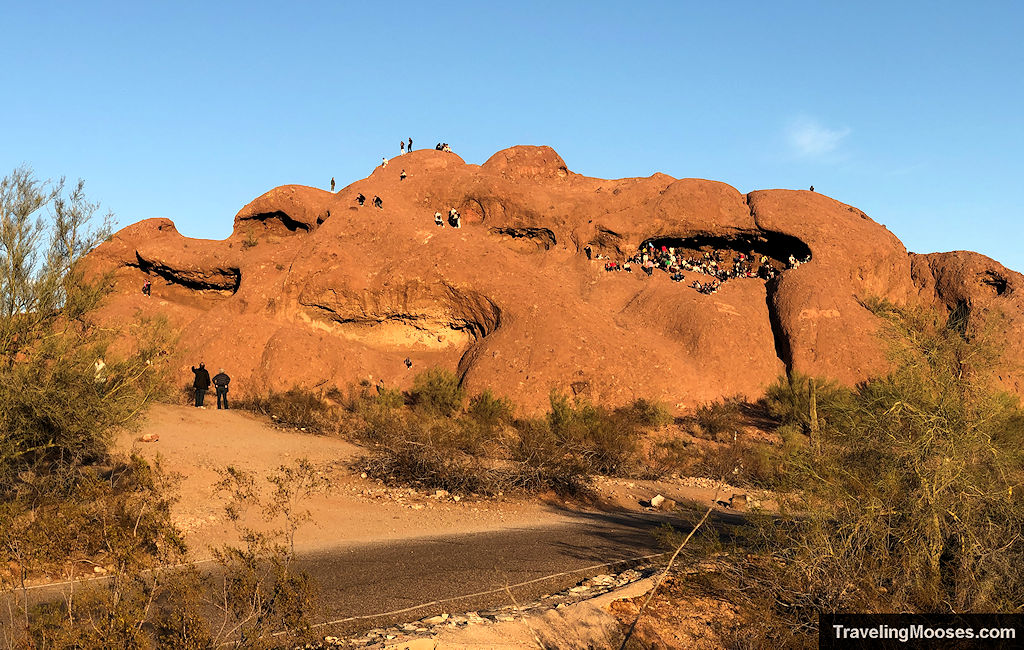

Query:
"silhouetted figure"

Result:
[[404, 357, 412, 369], [373, 195, 383, 209], [356, 193, 366, 206], [436, 143, 442, 150], [212, 368, 230, 409], [408, 137, 412, 152], [330, 177, 335, 192], [809, 185, 814, 192], [191, 362, 211, 408], [400, 169, 407, 181]]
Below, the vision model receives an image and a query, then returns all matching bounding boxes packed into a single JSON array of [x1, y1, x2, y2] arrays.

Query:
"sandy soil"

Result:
[[117, 404, 579, 558], [117, 403, 763, 561]]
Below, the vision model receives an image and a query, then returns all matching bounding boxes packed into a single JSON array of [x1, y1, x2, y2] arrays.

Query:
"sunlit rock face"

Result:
[[84, 146, 1024, 411]]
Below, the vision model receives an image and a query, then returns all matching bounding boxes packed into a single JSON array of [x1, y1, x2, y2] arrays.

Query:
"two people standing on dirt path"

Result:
[[192, 362, 231, 409]]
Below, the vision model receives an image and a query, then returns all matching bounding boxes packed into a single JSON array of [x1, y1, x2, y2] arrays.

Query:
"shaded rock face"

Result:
[[84, 146, 1024, 411]]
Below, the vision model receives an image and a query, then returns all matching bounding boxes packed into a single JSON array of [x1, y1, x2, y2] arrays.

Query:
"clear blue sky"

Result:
[[3, 1, 1021, 272]]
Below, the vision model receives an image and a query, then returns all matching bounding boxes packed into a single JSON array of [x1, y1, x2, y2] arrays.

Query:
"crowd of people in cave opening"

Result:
[[589, 242, 810, 294]]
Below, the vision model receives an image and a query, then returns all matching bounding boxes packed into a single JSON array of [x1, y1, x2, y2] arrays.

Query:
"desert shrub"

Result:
[[547, 390, 641, 476], [616, 397, 672, 428], [409, 367, 465, 416], [467, 389, 514, 430], [242, 387, 339, 434], [358, 410, 506, 495], [645, 438, 694, 478], [508, 417, 592, 495], [690, 395, 744, 441], [707, 304, 1024, 644], [761, 372, 849, 432]]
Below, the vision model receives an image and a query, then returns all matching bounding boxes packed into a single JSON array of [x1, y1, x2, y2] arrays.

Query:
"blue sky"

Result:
[[2, 1, 1021, 272]]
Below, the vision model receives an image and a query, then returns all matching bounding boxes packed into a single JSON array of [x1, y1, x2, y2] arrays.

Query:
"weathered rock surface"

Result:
[[83, 146, 1024, 411]]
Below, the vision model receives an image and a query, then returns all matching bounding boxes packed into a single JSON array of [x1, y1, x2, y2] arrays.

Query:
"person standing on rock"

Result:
[[330, 177, 335, 192], [407, 137, 412, 152], [212, 368, 231, 410], [381, 157, 388, 168], [373, 195, 383, 209], [400, 141, 405, 155], [191, 362, 211, 408]]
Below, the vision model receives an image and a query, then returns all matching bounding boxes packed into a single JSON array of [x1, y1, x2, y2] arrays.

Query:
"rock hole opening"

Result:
[[639, 232, 811, 268], [981, 271, 1010, 296]]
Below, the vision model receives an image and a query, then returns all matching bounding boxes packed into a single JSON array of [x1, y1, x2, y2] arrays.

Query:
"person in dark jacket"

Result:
[[212, 368, 231, 409], [191, 362, 211, 408]]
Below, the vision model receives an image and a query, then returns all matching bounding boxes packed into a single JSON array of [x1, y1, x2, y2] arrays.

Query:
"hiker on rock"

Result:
[[400, 169, 407, 181], [434, 211, 444, 227], [448, 207, 460, 228], [400, 141, 405, 154], [330, 177, 335, 192], [809, 185, 814, 192], [191, 362, 211, 408], [212, 368, 231, 410], [142, 279, 151, 296], [356, 193, 366, 206], [407, 137, 412, 152], [373, 195, 383, 209], [381, 157, 388, 168]]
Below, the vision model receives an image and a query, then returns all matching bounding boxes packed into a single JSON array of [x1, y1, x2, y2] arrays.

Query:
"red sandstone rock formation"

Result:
[[84, 146, 1024, 411]]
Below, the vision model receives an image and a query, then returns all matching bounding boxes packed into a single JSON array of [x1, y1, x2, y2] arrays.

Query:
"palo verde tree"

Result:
[[721, 299, 1024, 644], [0, 165, 171, 495]]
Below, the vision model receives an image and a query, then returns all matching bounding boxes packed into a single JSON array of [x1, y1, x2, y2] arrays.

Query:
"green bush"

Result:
[[616, 397, 672, 428], [242, 386, 338, 434], [691, 395, 744, 441], [409, 368, 465, 416], [708, 304, 1024, 644], [761, 372, 849, 431], [547, 390, 641, 476], [467, 389, 514, 430]]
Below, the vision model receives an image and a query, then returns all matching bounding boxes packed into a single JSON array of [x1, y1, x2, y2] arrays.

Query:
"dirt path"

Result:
[[117, 404, 577, 558]]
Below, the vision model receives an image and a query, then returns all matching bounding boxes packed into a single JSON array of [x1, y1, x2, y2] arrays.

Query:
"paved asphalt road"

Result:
[[11, 507, 746, 638], [297, 509, 683, 634]]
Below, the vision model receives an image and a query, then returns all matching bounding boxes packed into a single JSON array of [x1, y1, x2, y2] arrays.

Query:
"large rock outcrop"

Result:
[[84, 146, 1024, 411]]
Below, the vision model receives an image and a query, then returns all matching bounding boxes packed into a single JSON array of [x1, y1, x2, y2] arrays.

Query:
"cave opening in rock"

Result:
[[981, 271, 1010, 296], [639, 232, 812, 268], [488, 226, 557, 250], [240, 211, 311, 234], [133, 253, 241, 295]]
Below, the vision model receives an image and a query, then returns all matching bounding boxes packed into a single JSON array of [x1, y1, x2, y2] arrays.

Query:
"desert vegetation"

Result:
[[245, 376, 675, 497], [0, 168, 321, 648], [649, 301, 1024, 648], [5, 166, 1023, 648]]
